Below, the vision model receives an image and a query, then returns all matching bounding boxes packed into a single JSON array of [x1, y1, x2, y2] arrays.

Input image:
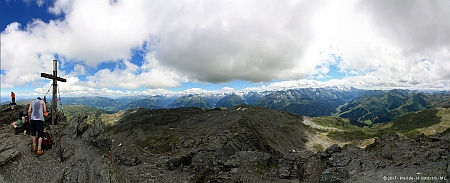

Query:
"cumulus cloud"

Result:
[[311, 0, 450, 90], [356, 0, 450, 56], [1, 0, 329, 87], [84, 53, 184, 90], [353, 0, 450, 88], [1, 0, 449, 95], [151, 0, 327, 83]]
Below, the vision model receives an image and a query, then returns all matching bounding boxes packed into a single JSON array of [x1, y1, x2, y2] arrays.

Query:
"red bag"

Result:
[[42, 131, 53, 150]]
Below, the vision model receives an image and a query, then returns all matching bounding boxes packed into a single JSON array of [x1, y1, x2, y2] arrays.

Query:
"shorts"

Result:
[[16, 120, 23, 126], [30, 120, 44, 138]]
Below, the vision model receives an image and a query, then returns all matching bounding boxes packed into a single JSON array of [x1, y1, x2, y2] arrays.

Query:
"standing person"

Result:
[[11, 92, 15, 104], [28, 97, 47, 156]]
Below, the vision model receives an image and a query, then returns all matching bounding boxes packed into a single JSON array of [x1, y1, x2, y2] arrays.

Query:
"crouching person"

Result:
[[28, 97, 47, 156], [12, 109, 27, 128], [11, 109, 28, 134]]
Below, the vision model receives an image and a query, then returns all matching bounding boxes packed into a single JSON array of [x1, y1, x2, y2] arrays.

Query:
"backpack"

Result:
[[42, 131, 53, 150]]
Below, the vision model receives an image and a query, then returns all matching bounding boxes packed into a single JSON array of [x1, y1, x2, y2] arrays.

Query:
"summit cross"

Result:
[[40, 59, 67, 125]]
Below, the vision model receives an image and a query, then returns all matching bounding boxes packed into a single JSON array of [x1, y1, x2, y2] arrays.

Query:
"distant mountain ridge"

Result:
[[337, 90, 450, 126], [62, 96, 123, 112], [215, 93, 247, 108], [57, 88, 450, 124]]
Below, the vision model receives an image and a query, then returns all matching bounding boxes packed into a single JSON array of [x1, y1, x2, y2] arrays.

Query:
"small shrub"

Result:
[[313, 143, 324, 152]]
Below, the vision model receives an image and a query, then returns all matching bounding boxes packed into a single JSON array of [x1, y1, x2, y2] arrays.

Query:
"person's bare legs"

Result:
[[38, 137, 42, 151], [32, 136, 36, 151], [21, 117, 27, 134]]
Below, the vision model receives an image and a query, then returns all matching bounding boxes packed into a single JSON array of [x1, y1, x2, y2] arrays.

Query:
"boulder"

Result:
[[225, 151, 272, 167], [0, 149, 20, 166], [326, 144, 341, 155], [82, 118, 111, 152], [329, 152, 351, 167], [319, 167, 350, 183]]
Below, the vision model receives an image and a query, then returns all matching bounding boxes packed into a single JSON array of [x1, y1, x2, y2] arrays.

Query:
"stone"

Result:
[[329, 152, 351, 167], [319, 167, 350, 183], [326, 144, 341, 155], [0, 149, 20, 166], [225, 151, 271, 167]]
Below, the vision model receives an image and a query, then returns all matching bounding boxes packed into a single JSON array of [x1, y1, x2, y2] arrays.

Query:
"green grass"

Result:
[[312, 116, 358, 131], [311, 116, 379, 144], [62, 105, 106, 121], [312, 108, 448, 146], [390, 109, 441, 133], [312, 143, 325, 152]]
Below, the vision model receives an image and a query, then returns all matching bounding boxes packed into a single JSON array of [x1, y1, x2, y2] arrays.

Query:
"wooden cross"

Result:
[[41, 59, 67, 125]]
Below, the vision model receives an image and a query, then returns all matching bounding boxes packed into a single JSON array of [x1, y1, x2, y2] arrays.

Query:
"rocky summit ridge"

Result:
[[0, 104, 449, 182]]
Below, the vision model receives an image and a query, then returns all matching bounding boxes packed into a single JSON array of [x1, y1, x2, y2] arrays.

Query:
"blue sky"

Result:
[[1, 0, 449, 100]]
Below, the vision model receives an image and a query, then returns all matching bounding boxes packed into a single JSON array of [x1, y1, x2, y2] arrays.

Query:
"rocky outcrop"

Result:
[[272, 132, 450, 183], [318, 133, 450, 183], [0, 109, 118, 183], [0, 134, 20, 166], [0, 105, 449, 182]]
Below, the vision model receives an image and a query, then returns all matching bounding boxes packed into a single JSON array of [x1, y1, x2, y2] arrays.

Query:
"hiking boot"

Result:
[[36, 150, 43, 156], [32, 147, 37, 152]]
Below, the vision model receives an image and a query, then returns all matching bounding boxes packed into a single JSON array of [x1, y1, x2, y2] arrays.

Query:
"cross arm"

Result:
[[41, 73, 67, 82]]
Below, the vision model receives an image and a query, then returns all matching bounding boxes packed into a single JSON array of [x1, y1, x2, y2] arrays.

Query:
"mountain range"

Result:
[[8, 87, 449, 126]]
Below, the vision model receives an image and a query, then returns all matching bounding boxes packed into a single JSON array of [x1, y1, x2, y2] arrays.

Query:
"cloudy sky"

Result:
[[1, 0, 449, 99]]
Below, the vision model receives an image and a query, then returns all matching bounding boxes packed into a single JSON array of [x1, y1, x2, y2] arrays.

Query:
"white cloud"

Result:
[[1, 0, 449, 94], [150, 0, 328, 83], [85, 53, 184, 90], [182, 88, 208, 94], [221, 87, 235, 92], [71, 64, 86, 75], [141, 88, 176, 96]]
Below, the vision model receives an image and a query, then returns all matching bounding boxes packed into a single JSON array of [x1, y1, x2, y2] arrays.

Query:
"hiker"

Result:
[[28, 97, 47, 156], [11, 92, 15, 104], [11, 109, 28, 129]]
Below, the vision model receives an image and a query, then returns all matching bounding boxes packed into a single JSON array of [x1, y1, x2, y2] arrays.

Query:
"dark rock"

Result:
[[67, 113, 89, 138], [0, 149, 20, 166], [118, 156, 141, 166], [277, 153, 302, 179], [380, 151, 393, 160], [225, 151, 272, 167], [380, 133, 399, 141], [62, 145, 75, 160], [428, 150, 441, 162], [329, 152, 351, 167], [438, 148, 449, 156], [166, 152, 195, 170], [319, 167, 350, 183], [50, 168, 66, 183], [359, 159, 375, 171], [82, 118, 111, 152], [326, 144, 341, 155]]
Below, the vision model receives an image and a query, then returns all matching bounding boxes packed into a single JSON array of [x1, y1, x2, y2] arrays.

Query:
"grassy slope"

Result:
[[336, 92, 449, 125], [310, 116, 379, 147], [62, 105, 107, 122], [309, 107, 450, 147], [399, 107, 450, 136]]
